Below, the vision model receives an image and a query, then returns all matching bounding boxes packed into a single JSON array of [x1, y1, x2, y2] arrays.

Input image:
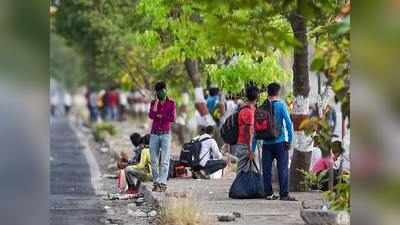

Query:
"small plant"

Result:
[[159, 196, 211, 225], [298, 169, 328, 191], [93, 123, 117, 142], [323, 174, 350, 212]]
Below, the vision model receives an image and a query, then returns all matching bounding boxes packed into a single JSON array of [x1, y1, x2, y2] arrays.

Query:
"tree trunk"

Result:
[[184, 58, 215, 129], [184, 59, 201, 88], [85, 48, 97, 86], [288, 4, 312, 192]]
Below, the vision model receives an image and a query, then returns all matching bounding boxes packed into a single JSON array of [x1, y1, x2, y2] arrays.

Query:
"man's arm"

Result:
[[211, 139, 223, 160], [164, 101, 176, 122], [242, 108, 255, 160], [131, 149, 149, 170], [148, 100, 158, 120], [282, 102, 294, 144]]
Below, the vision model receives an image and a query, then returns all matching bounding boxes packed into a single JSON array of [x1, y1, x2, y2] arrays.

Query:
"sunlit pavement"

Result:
[[50, 118, 106, 225]]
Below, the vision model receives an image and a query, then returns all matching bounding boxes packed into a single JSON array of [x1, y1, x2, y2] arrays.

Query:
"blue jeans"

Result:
[[149, 134, 171, 185], [106, 106, 119, 121], [262, 142, 289, 197], [89, 106, 98, 122]]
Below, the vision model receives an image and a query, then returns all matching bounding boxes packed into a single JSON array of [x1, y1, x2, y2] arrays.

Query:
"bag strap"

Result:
[[249, 159, 260, 173], [238, 158, 260, 173], [198, 137, 213, 162]]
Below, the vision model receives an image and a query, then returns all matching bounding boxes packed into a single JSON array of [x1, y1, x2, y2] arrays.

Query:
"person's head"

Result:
[[267, 82, 281, 97], [141, 134, 150, 147], [130, 133, 142, 147], [331, 140, 344, 159], [208, 87, 219, 97], [245, 85, 259, 103], [204, 125, 214, 135], [154, 81, 167, 101]]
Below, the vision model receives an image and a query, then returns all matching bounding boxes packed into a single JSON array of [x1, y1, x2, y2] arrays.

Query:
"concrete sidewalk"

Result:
[[141, 177, 323, 225], [102, 121, 323, 225]]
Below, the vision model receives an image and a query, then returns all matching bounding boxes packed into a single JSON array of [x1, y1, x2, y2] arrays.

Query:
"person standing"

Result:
[[148, 81, 176, 192], [231, 85, 259, 172], [50, 93, 59, 117], [262, 83, 296, 201], [63, 91, 72, 116], [106, 87, 120, 121], [86, 88, 98, 122]]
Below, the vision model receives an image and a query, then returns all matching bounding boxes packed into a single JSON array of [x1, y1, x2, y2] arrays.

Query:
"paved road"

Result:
[[50, 118, 105, 225]]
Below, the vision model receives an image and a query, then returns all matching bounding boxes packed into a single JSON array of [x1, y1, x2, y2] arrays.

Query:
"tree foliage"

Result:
[[207, 53, 291, 95]]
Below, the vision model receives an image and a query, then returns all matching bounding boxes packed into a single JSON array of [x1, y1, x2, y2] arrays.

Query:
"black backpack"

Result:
[[220, 105, 249, 145], [179, 137, 211, 168], [254, 100, 279, 140]]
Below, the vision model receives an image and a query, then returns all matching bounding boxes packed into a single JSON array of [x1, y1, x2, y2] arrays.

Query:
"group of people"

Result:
[[117, 81, 227, 194], [229, 83, 296, 201], [85, 86, 129, 122], [116, 80, 348, 200]]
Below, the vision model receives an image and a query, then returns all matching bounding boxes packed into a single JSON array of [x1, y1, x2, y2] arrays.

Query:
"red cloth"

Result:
[[312, 156, 334, 174], [237, 104, 256, 145], [107, 91, 119, 107]]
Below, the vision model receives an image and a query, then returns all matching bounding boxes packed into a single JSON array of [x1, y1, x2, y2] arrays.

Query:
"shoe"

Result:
[[198, 170, 210, 179], [152, 183, 161, 192], [159, 183, 167, 192], [192, 171, 201, 179], [279, 195, 297, 201], [265, 194, 278, 200]]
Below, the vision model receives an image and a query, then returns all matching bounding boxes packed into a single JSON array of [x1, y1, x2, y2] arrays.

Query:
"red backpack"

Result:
[[254, 100, 279, 140]]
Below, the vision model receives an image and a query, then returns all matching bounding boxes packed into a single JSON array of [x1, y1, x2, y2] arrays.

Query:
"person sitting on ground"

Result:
[[312, 139, 345, 190], [124, 134, 152, 194], [128, 132, 145, 165], [192, 126, 227, 179]]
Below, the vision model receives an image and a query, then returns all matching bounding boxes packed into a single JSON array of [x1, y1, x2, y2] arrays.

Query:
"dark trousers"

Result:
[[201, 160, 227, 175], [262, 142, 289, 197]]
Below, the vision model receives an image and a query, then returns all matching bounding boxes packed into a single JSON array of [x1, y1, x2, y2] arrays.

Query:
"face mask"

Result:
[[157, 89, 167, 100]]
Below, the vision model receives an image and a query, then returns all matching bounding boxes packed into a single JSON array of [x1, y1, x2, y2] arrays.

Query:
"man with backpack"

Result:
[[230, 85, 259, 173], [261, 83, 296, 201], [191, 126, 226, 179]]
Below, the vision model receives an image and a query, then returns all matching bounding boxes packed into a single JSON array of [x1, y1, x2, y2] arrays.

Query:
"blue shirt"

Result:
[[207, 95, 219, 113], [263, 99, 294, 145]]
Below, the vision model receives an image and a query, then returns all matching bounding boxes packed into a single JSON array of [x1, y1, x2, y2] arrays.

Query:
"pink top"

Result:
[[311, 155, 334, 174], [148, 98, 176, 133]]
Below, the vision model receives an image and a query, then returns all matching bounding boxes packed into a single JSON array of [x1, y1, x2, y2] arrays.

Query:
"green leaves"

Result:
[[207, 53, 291, 94]]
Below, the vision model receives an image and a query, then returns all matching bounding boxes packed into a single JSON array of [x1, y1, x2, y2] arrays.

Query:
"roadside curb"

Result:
[[139, 183, 164, 208]]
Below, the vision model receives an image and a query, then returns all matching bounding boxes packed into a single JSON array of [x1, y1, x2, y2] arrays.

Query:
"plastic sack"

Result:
[[229, 160, 265, 199]]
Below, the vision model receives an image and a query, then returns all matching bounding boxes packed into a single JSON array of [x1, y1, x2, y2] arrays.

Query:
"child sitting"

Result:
[[125, 134, 152, 194], [312, 139, 345, 191], [117, 133, 152, 194]]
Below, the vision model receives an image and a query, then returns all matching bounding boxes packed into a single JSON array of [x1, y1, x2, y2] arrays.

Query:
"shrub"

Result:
[[93, 123, 116, 142], [298, 169, 328, 191], [159, 196, 211, 225], [324, 174, 351, 212]]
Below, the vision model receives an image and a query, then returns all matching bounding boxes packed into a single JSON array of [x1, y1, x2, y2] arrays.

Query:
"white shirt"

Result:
[[64, 93, 72, 106], [119, 92, 128, 106], [196, 134, 223, 167], [89, 92, 97, 107], [309, 147, 322, 171]]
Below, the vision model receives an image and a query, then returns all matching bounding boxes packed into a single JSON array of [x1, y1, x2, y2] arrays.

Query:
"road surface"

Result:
[[50, 118, 106, 225]]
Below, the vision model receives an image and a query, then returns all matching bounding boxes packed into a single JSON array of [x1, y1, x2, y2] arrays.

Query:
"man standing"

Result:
[[148, 81, 176, 192], [262, 83, 296, 201], [232, 85, 259, 172]]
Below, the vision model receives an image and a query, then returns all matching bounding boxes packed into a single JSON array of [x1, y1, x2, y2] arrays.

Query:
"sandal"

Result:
[[279, 195, 297, 201], [266, 194, 279, 200]]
